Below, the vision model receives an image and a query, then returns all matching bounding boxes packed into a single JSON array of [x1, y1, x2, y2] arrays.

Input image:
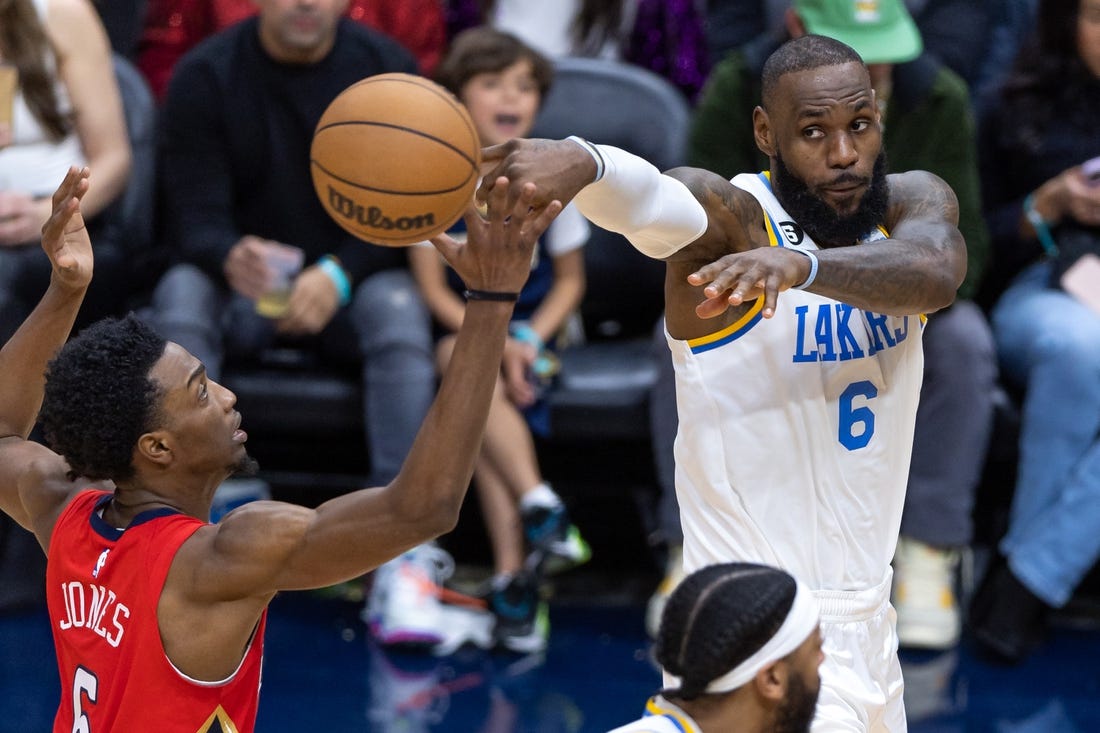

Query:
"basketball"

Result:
[[310, 73, 481, 246]]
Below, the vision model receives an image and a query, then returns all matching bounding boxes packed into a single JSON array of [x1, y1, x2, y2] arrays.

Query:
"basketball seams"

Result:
[[314, 120, 478, 167], [311, 72, 480, 246], [333, 74, 480, 156], [309, 159, 476, 197]]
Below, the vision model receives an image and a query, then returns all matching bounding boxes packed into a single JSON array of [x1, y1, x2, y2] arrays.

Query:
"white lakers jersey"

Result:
[[669, 172, 925, 591], [607, 697, 702, 733]]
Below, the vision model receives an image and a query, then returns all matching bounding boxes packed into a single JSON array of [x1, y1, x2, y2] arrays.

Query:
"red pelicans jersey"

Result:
[[47, 490, 266, 732]]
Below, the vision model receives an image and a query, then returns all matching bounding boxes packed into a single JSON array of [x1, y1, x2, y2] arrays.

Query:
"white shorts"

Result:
[[811, 572, 906, 732]]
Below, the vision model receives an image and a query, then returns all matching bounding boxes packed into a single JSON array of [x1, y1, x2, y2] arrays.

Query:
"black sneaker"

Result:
[[521, 504, 591, 575], [489, 572, 549, 654], [968, 557, 1048, 664]]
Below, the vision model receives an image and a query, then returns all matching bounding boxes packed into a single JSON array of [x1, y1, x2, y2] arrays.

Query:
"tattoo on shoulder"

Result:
[[888, 172, 959, 228]]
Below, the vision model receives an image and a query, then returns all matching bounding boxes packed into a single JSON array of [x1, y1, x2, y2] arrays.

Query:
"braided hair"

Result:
[[39, 315, 167, 482], [656, 562, 797, 701]]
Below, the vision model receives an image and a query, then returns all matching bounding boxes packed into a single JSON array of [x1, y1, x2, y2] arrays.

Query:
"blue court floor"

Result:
[[2, 581, 1098, 733]]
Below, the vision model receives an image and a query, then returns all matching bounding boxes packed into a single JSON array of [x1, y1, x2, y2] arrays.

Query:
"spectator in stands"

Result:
[[0, 0, 132, 612], [970, 0, 1100, 665], [646, 0, 998, 654], [445, 0, 710, 99], [386, 28, 591, 655], [0, 0, 132, 340], [905, 0, 1039, 126], [144, 0, 435, 524], [136, 0, 447, 100]]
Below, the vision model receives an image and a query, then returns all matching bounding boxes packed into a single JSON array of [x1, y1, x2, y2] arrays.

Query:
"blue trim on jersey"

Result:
[[689, 305, 766, 354], [90, 493, 186, 541]]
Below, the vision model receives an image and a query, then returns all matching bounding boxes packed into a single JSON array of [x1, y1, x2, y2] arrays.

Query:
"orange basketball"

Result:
[[310, 73, 481, 246]]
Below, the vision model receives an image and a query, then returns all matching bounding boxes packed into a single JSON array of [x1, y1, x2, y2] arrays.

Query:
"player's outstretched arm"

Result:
[[180, 179, 563, 599], [0, 167, 94, 530], [690, 171, 966, 318]]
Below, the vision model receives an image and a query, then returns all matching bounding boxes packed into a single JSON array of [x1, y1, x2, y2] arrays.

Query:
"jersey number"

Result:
[[839, 380, 877, 450], [71, 666, 98, 733]]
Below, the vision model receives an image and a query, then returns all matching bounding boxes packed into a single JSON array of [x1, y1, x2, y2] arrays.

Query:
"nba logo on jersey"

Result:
[[92, 548, 110, 579]]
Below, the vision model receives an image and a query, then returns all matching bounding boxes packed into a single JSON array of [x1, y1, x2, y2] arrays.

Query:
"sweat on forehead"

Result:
[[761, 35, 865, 111]]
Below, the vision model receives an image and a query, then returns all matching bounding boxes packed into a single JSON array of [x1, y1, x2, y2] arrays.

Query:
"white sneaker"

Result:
[[645, 544, 685, 639], [892, 536, 961, 650], [365, 543, 454, 647], [431, 602, 495, 656]]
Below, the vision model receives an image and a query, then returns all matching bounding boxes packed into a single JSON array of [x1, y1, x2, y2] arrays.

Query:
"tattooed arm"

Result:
[[683, 170, 966, 326]]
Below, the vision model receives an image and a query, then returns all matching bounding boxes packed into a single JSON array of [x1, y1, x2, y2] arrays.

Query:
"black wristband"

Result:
[[464, 289, 520, 302]]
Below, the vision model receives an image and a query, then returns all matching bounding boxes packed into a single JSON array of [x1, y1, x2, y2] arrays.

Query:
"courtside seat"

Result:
[[220, 58, 690, 485], [532, 57, 690, 441]]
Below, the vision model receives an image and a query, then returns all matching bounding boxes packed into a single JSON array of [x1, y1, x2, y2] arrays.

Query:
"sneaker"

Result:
[[645, 544, 685, 639], [431, 601, 495, 656], [521, 504, 591, 575], [892, 536, 961, 650], [365, 543, 455, 648], [489, 572, 550, 654]]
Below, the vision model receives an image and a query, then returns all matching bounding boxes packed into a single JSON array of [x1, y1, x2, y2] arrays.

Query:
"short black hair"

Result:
[[761, 35, 865, 111], [434, 26, 554, 102], [656, 562, 798, 700], [39, 314, 167, 482]]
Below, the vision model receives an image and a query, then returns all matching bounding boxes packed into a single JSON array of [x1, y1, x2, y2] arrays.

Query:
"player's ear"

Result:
[[754, 659, 788, 703], [137, 431, 173, 467], [753, 107, 776, 157]]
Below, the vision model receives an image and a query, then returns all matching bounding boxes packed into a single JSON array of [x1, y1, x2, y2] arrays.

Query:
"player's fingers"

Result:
[[760, 274, 781, 319], [695, 290, 734, 319], [476, 144, 511, 201], [523, 199, 563, 242]]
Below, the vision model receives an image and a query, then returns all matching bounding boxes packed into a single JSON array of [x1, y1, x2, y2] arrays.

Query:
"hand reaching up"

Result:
[[41, 166, 93, 292], [431, 176, 562, 296]]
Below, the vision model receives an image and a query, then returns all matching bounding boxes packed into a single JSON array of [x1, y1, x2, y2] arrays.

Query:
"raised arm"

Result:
[[176, 180, 563, 600], [0, 168, 94, 532], [689, 170, 966, 320]]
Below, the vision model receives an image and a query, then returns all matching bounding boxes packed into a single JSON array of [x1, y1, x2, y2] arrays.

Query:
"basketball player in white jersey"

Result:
[[609, 562, 823, 733], [479, 35, 967, 732]]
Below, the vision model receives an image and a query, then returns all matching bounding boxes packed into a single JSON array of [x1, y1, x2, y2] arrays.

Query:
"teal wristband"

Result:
[[318, 255, 351, 306], [510, 323, 544, 352], [1023, 193, 1060, 257]]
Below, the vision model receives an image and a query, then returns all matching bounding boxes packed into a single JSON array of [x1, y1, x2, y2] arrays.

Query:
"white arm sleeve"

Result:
[[572, 144, 709, 260]]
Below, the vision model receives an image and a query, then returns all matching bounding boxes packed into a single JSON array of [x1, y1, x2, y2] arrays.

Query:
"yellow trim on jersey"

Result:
[[686, 297, 766, 352], [196, 705, 240, 733], [644, 697, 700, 733]]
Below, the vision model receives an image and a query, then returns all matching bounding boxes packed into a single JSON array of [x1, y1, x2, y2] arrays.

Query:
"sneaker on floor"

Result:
[[645, 544, 685, 639], [489, 572, 550, 654], [521, 504, 591, 575], [431, 601, 495, 656], [892, 536, 961, 650], [365, 543, 455, 648]]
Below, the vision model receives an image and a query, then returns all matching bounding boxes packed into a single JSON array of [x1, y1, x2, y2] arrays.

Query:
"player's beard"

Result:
[[773, 672, 819, 733], [231, 453, 260, 478], [771, 149, 889, 248]]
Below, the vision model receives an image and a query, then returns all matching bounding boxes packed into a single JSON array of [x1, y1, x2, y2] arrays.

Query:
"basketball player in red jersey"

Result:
[[0, 166, 561, 732]]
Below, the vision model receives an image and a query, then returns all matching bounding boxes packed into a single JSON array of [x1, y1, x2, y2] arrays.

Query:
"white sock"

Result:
[[519, 482, 561, 511]]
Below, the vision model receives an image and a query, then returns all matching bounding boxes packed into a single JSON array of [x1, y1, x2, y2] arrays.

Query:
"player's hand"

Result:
[[688, 247, 812, 320], [276, 265, 339, 336], [224, 236, 276, 300], [502, 337, 537, 407], [477, 139, 596, 213], [40, 166, 93, 292], [432, 176, 562, 294], [0, 189, 50, 247]]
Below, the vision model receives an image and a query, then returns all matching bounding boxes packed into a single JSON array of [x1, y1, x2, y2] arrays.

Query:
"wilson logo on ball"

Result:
[[327, 187, 436, 232]]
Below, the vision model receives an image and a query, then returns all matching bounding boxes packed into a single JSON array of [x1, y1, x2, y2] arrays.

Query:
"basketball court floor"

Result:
[[2, 571, 1098, 732]]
